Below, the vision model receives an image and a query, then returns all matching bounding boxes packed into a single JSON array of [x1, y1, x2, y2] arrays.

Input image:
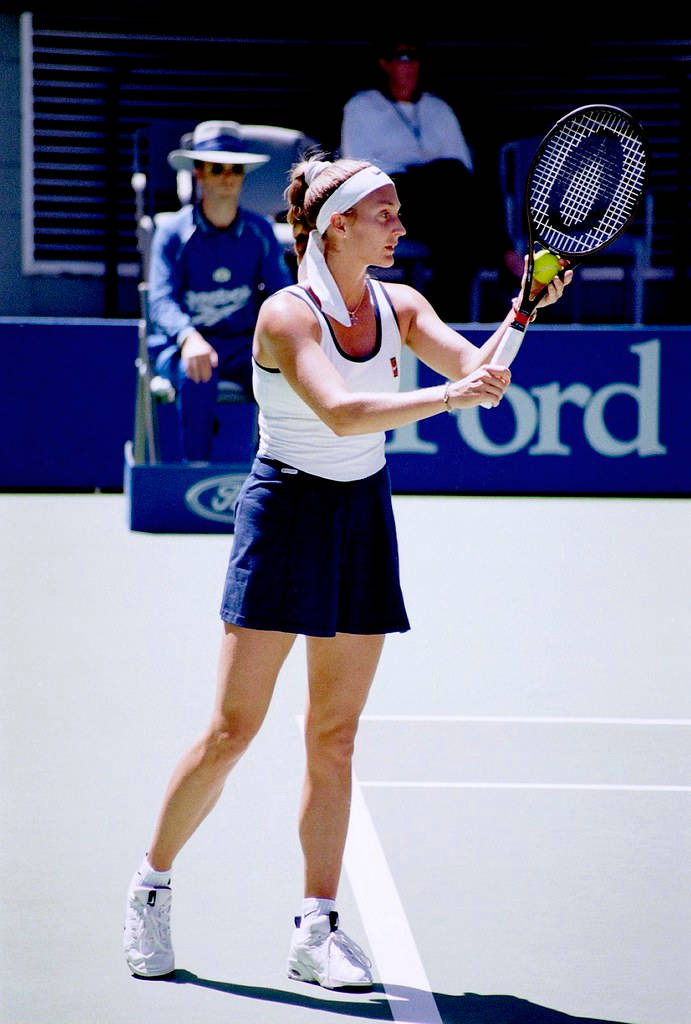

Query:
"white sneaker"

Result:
[[123, 885, 175, 977], [287, 911, 373, 989]]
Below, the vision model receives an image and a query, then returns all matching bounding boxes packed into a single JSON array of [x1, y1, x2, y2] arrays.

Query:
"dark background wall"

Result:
[[2, 13, 689, 322]]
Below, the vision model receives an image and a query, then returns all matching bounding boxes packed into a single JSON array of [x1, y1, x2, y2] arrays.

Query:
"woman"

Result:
[[124, 157, 569, 990]]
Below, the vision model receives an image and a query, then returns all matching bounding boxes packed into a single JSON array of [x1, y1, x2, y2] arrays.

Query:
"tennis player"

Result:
[[124, 157, 569, 989]]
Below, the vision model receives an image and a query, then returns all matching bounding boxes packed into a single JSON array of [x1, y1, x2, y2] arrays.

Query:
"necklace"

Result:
[[347, 283, 369, 325]]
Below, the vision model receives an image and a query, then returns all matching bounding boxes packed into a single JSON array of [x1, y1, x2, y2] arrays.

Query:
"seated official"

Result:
[[149, 120, 292, 462]]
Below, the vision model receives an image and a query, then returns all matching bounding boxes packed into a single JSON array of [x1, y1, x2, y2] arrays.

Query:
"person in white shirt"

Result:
[[341, 40, 522, 320]]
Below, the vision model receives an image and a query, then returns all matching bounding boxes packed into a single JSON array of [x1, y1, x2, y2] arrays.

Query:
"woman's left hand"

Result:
[[519, 253, 573, 310]]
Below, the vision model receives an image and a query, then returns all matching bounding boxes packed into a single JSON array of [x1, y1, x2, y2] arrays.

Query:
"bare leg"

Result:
[[299, 632, 385, 898], [147, 624, 296, 870]]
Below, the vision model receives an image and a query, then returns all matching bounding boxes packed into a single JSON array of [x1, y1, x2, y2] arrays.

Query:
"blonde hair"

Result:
[[285, 157, 371, 261]]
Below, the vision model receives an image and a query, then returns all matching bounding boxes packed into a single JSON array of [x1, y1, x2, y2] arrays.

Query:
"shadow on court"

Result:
[[432, 991, 633, 1024], [154, 971, 633, 1023], [159, 970, 393, 1018]]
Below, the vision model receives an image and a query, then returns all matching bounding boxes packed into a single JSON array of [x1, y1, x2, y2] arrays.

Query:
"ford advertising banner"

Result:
[[2, 320, 689, 505], [386, 326, 689, 495]]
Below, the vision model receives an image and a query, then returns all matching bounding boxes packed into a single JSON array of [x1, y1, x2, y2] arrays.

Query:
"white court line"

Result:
[[296, 716, 442, 1024], [360, 715, 691, 726], [346, 775, 443, 1024], [360, 782, 691, 793]]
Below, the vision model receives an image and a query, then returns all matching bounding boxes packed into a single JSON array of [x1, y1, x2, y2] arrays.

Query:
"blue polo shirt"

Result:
[[148, 203, 292, 347]]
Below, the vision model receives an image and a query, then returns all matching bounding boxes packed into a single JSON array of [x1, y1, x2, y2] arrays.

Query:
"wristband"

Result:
[[442, 381, 452, 412]]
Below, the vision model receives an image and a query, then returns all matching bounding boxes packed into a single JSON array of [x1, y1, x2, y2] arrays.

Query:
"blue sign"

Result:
[[386, 326, 690, 494], [2, 319, 689, 498], [1, 318, 138, 489], [125, 447, 249, 533]]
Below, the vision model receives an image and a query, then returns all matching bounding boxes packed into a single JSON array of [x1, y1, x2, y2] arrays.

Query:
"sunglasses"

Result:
[[207, 163, 245, 176]]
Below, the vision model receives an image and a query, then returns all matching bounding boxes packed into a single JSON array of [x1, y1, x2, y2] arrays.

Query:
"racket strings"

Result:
[[537, 116, 633, 193], [535, 134, 640, 210], [557, 160, 607, 228], [529, 109, 647, 255]]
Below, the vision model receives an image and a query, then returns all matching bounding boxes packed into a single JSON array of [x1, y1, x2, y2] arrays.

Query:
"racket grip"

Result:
[[480, 323, 525, 409], [489, 323, 525, 368]]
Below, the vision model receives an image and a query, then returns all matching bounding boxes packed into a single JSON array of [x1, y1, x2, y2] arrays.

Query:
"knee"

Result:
[[305, 715, 359, 772], [203, 713, 261, 770]]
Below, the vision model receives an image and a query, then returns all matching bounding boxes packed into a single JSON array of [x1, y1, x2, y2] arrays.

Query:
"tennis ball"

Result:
[[533, 249, 561, 284]]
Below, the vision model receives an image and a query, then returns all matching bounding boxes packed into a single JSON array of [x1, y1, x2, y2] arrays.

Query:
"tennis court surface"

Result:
[[2, 492, 688, 1024]]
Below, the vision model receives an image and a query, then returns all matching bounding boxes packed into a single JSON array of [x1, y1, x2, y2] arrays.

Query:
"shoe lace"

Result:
[[327, 927, 372, 969], [129, 892, 171, 950]]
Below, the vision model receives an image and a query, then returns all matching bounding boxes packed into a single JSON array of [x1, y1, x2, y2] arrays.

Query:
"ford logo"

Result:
[[184, 473, 247, 524]]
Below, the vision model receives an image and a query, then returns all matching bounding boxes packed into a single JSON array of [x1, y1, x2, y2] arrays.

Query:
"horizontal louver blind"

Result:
[[22, 17, 334, 277], [22, 16, 689, 283]]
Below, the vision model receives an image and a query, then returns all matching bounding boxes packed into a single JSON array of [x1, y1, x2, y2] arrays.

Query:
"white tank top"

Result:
[[253, 279, 402, 482]]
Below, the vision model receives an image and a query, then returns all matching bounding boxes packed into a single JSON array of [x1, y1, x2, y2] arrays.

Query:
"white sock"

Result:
[[301, 897, 336, 922], [136, 855, 172, 888]]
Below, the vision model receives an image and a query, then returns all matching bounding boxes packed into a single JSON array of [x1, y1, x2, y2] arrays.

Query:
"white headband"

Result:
[[315, 165, 395, 235]]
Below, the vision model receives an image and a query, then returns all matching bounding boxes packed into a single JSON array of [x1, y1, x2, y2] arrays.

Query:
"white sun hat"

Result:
[[168, 121, 270, 173]]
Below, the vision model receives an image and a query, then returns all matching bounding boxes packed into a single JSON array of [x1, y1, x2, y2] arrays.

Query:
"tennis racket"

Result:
[[482, 104, 650, 408]]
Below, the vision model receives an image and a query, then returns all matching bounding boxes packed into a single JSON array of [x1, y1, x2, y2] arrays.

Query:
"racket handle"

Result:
[[489, 322, 525, 368], [480, 323, 526, 409]]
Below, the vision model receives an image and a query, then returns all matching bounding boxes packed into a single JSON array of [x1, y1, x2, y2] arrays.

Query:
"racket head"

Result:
[[525, 104, 650, 260]]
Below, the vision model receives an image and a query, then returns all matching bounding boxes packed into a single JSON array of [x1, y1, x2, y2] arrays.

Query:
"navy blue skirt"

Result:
[[220, 457, 410, 637]]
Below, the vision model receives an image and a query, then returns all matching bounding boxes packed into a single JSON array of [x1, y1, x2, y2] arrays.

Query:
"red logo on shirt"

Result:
[[390, 357, 399, 378]]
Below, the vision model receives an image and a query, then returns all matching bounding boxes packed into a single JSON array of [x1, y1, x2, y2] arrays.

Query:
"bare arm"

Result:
[[400, 287, 516, 379], [254, 293, 511, 437], [391, 262, 572, 380]]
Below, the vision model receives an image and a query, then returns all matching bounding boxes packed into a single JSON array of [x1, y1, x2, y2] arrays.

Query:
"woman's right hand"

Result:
[[447, 364, 511, 409]]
